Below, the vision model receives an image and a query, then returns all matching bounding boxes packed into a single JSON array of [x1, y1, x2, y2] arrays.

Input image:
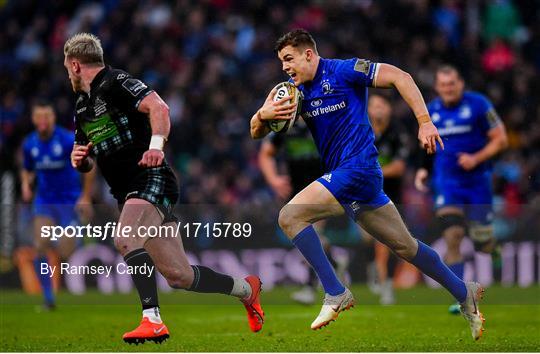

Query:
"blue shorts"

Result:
[[317, 167, 390, 220], [433, 177, 493, 225], [33, 200, 79, 228]]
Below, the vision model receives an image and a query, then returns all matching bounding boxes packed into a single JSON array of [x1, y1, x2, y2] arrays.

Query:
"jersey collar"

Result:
[[90, 65, 110, 93], [312, 57, 326, 83]]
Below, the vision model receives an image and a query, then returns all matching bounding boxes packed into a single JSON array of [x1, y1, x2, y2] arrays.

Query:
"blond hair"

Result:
[[64, 33, 104, 66]]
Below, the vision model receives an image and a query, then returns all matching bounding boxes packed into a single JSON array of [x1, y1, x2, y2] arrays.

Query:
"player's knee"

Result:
[[443, 225, 465, 249], [391, 239, 417, 260], [278, 205, 299, 236], [470, 222, 495, 253], [161, 266, 192, 289], [114, 236, 140, 256], [437, 213, 467, 238]]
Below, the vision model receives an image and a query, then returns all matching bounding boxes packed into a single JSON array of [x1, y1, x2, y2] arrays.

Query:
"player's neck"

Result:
[[38, 127, 54, 140], [307, 56, 321, 82], [81, 66, 106, 93]]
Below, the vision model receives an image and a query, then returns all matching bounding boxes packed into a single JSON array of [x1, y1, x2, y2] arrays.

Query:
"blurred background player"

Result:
[[20, 101, 94, 309], [258, 119, 347, 304], [415, 65, 508, 314], [65, 33, 263, 343], [251, 30, 485, 340], [365, 93, 411, 305]]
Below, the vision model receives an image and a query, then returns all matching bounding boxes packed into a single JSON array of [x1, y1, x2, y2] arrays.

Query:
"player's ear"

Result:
[[72, 60, 81, 74], [305, 48, 313, 61]]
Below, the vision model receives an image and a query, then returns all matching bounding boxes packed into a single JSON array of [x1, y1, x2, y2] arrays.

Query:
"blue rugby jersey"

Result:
[[427, 91, 502, 182], [23, 126, 81, 203], [295, 58, 380, 172]]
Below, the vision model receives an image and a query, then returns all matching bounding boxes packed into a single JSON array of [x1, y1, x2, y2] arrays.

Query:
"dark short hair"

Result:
[[274, 29, 318, 54], [435, 64, 463, 80], [369, 93, 391, 104], [32, 99, 54, 112]]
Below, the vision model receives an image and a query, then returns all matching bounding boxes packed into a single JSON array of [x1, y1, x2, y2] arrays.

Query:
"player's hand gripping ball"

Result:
[[267, 82, 303, 133]]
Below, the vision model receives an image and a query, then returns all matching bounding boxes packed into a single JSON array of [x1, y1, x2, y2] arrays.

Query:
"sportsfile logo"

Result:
[[304, 100, 346, 119]]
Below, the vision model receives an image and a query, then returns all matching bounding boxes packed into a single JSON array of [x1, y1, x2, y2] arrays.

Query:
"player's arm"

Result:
[[415, 153, 433, 192], [20, 141, 35, 202], [258, 139, 292, 200], [75, 167, 95, 222], [382, 159, 406, 178], [458, 124, 508, 171], [20, 169, 35, 202], [137, 92, 170, 167], [374, 64, 443, 154], [71, 143, 94, 173], [251, 87, 296, 139]]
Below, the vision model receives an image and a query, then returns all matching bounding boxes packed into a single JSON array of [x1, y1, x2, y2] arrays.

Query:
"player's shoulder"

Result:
[[326, 57, 364, 73], [427, 96, 443, 111], [55, 126, 75, 139], [22, 131, 39, 148], [463, 91, 492, 107], [108, 67, 132, 81]]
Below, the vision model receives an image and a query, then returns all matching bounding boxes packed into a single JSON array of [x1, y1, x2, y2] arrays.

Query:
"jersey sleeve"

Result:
[[109, 72, 155, 112], [266, 132, 285, 151], [22, 139, 34, 171], [477, 95, 502, 133], [336, 58, 380, 88]]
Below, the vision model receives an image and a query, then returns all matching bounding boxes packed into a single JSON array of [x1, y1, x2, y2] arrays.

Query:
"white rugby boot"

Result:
[[460, 281, 486, 340], [310, 288, 355, 330]]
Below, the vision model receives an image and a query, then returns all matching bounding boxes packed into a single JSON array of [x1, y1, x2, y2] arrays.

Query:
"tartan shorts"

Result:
[[119, 165, 179, 223]]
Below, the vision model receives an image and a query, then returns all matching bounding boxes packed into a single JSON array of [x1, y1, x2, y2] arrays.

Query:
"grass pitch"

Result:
[[1, 285, 539, 352]]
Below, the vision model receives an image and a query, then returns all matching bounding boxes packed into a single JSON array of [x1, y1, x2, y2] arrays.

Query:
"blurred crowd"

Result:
[[1, 0, 539, 244]]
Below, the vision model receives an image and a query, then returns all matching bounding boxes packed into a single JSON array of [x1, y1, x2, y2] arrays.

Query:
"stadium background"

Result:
[[0, 0, 539, 293]]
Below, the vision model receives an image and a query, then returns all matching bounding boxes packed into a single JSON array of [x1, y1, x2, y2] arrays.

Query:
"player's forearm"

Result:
[[80, 167, 95, 199], [258, 153, 279, 184], [473, 135, 508, 164], [381, 160, 406, 178], [251, 111, 270, 139], [148, 103, 170, 139], [20, 170, 34, 191], [393, 72, 430, 124]]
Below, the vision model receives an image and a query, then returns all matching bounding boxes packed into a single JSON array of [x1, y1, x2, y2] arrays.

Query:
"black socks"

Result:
[[123, 248, 158, 310], [188, 265, 234, 295]]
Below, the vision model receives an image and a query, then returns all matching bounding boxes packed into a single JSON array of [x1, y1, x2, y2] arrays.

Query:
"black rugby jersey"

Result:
[[73, 66, 169, 198], [374, 121, 411, 203], [268, 120, 321, 192]]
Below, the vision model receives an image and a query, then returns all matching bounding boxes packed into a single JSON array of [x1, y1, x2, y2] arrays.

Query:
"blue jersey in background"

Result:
[[427, 91, 501, 223], [23, 126, 81, 205]]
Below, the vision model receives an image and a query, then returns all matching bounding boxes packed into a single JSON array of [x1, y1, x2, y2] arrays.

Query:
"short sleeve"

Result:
[[110, 72, 154, 111], [477, 95, 502, 133], [22, 139, 34, 171], [267, 132, 284, 149], [337, 58, 380, 87]]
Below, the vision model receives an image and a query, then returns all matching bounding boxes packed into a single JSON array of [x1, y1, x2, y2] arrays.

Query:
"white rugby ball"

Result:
[[267, 82, 303, 133]]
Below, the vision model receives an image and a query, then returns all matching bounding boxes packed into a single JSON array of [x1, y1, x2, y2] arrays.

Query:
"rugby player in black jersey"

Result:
[[64, 33, 264, 344], [366, 94, 411, 305]]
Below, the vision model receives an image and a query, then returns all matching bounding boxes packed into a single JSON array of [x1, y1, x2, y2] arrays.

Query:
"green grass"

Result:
[[1, 285, 539, 352]]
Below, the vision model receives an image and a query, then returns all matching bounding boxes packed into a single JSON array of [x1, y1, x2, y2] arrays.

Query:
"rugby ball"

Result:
[[267, 82, 303, 133]]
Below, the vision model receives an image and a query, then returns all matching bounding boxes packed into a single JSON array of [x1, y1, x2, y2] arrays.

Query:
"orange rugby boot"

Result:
[[240, 275, 265, 332], [122, 317, 169, 345]]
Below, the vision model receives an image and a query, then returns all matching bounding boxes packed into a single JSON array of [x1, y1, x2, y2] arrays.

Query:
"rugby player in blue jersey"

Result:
[[415, 65, 508, 314], [21, 101, 94, 309], [250, 29, 485, 340]]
